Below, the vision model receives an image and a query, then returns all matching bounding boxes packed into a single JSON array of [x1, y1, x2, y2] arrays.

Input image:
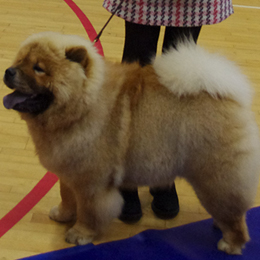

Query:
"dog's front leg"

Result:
[[65, 183, 123, 245], [49, 180, 77, 222]]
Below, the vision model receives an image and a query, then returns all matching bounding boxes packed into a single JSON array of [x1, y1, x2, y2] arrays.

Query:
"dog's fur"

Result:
[[3, 32, 260, 254]]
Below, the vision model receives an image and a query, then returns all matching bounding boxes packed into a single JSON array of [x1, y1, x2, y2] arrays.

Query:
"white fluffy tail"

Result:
[[153, 40, 252, 107]]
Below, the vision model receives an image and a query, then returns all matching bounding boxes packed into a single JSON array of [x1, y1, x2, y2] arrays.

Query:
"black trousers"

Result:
[[122, 21, 202, 66]]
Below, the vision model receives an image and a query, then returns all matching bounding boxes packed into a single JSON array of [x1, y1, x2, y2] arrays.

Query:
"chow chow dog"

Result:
[[3, 32, 260, 254]]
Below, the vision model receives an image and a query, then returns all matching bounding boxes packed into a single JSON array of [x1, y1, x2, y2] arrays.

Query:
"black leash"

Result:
[[94, 0, 124, 43]]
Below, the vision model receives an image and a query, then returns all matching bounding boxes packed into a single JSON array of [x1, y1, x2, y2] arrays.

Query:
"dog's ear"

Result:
[[65, 46, 88, 68]]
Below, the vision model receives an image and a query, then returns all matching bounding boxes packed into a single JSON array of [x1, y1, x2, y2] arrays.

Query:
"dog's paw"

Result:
[[49, 205, 75, 223], [65, 227, 94, 245], [217, 239, 242, 255]]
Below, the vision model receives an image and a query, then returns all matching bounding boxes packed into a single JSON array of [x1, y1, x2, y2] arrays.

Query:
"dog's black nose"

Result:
[[5, 68, 16, 78]]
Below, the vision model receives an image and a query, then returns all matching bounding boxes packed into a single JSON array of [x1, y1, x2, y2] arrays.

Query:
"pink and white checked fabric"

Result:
[[103, 0, 233, 26]]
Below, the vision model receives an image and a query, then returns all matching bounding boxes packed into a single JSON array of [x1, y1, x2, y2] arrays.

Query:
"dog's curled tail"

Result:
[[153, 40, 252, 107]]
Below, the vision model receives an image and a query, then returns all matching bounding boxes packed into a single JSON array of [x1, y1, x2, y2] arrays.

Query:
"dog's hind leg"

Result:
[[215, 215, 249, 255], [190, 180, 250, 254], [65, 185, 123, 245], [186, 162, 258, 255]]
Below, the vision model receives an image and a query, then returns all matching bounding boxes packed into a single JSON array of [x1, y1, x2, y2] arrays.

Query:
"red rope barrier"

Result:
[[64, 0, 104, 56], [0, 172, 58, 237]]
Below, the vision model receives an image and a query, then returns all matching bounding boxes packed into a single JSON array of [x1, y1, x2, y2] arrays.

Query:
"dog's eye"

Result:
[[33, 65, 45, 74]]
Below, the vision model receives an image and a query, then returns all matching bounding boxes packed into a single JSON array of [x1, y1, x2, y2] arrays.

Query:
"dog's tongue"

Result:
[[3, 91, 30, 109]]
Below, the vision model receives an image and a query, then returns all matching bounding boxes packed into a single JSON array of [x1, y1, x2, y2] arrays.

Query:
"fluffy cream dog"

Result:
[[3, 32, 260, 255]]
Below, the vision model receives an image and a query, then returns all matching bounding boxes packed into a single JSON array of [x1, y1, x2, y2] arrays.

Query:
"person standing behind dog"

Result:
[[103, 0, 234, 223]]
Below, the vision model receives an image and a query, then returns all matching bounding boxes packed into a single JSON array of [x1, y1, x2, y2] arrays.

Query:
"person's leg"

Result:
[[119, 188, 142, 223], [150, 183, 179, 219], [163, 26, 202, 51], [122, 21, 160, 66], [119, 21, 161, 223]]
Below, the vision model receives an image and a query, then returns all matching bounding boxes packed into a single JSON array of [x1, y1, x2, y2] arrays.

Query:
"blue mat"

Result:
[[21, 207, 260, 260]]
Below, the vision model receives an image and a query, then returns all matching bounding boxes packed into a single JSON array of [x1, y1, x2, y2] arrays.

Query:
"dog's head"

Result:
[[3, 32, 104, 116]]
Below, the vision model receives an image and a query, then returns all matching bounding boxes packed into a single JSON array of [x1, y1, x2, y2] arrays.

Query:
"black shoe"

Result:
[[150, 184, 179, 219], [119, 188, 142, 223]]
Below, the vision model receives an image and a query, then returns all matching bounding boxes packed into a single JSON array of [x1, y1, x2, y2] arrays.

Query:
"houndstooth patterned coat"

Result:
[[103, 0, 233, 27]]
